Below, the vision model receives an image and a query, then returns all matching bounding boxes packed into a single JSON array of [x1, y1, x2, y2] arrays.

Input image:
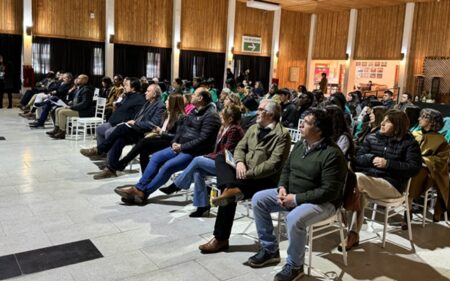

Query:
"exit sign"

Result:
[[242, 36, 261, 53]]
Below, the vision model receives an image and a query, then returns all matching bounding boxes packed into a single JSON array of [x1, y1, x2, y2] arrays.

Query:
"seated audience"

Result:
[[408, 109, 450, 225], [87, 77, 145, 157], [104, 75, 125, 120], [247, 108, 347, 281], [159, 105, 244, 217], [116, 93, 185, 172], [50, 74, 94, 139], [382, 90, 395, 109], [343, 110, 421, 251], [198, 100, 290, 254], [79, 83, 165, 178], [114, 88, 221, 204], [264, 83, 281, 104], [354, 105, 387, 148], [325, 105, 355, 160], [216, 87, 231, 112], [29, 73, 74, 128], [279, 88, 298, 129], [394, 92, 414, 111], [183, 92, 195, 114], [405, 106, 421, 132]]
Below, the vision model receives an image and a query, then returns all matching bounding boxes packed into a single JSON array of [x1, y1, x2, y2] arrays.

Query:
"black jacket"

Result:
[[133, 99, 165, 132], [173, 103, 221, 156], [70, 85, 94, 117], [108, 92, 145, 126], [52, 82, 72, 100], [281, 102, 298, 128], [354, 130, 422, 193]]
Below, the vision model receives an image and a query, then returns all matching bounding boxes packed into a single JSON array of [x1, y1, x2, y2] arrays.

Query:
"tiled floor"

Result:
[[0, 108, 449, 281]]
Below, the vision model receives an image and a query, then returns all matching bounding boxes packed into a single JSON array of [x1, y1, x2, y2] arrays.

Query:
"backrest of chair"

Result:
[[287, 128, 301, 143], [93, 88, 100, 101], [94, 97, 107, 119], [403, 178, 413, 197]]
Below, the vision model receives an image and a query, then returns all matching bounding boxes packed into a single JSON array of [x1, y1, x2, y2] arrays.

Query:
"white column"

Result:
[[305, 14, 317, 88], [269, 8, 281, 84], [224, 0, 236, 87], [343, 9, 357, 94], [171, 0, 182, 81], [105, 0, 115, 78], [22, 0, 32, 66], [398, 3, 415, 95]]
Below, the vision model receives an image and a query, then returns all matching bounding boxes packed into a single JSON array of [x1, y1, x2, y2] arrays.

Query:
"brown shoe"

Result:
[[211, 187, 244, 207], [46, 127, 60, 136], [338, 231, 359, 252], [199, 237, 229, 253], [114, 186, 145, 204], [93, 167, 117, 180], [80, 147, 98, 157], [51, 130, 66, 139]]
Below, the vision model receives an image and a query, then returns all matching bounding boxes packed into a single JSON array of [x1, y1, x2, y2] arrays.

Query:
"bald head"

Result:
[[77, 74, 89, 85]]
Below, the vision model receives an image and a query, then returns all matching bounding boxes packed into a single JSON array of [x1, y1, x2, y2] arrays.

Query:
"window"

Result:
[[93, 47, 104, 76], [192, 55, 205, 78], [32, 43, 50, 74], [146, 52, 160, 78]]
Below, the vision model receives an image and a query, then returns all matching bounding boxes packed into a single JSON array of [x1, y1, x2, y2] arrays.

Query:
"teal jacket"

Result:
[[279, 139, 347, 207]]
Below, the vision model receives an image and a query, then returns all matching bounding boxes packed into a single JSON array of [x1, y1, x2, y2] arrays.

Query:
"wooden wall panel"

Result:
[[115, 0, 172, 48], [313, 11, 349, 60], [406, 0, 450, 92], [181, 0, 227, 52], [33, 0, 105, 41], [234, 2, 274, 56], [354, 4, 405, 60], [0, 0, 22, 35], [277, 10, 310, 88]]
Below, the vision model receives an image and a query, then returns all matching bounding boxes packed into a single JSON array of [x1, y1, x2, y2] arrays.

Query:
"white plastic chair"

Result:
[[421, 187, 449, 227], [367, 178, 413, 249], [75, 97, 107, 142], [287, 128, 301, 144], [277, 208, 348, 276]]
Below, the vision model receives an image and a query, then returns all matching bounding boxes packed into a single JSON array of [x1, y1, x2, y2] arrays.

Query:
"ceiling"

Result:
[[239, 0, 437, 13]]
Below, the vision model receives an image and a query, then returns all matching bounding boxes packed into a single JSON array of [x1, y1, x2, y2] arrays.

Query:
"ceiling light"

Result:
[[246, 0, 280, 11]]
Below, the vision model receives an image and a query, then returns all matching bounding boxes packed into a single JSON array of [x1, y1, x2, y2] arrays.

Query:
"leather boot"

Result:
[[199, 237, 229, 253], [46, 126, 60, 136]]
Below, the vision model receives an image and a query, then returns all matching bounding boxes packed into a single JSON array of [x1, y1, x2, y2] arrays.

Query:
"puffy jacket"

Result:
[[354, 130, 422, 193], [173, 103, 221, 156]]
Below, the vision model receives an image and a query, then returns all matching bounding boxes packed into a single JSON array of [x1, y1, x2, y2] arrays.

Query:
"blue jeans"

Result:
[[136, 147, 194, 197], [174, 156, 216, 207], [252, 188, 336, 267]]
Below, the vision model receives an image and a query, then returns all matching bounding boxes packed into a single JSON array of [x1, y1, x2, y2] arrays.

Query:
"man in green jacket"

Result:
[[199, 99, 291, 254], [247, 108, 347, 281]]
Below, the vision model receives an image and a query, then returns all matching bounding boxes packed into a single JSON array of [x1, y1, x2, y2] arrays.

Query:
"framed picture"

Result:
[[362, 62, 367, 66], [368, 62, 374, 67], [375, 62, 380, 67], [356, 62, 361, 66], [381, 62, 387, 67], [370, 73, 376, 78], [377, 68, 383, 73], [377, 73, 383, 78]]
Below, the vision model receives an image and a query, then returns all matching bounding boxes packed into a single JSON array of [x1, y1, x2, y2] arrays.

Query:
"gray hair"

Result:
[[263, 99, 281, 122], [151, 84, 162, 97]]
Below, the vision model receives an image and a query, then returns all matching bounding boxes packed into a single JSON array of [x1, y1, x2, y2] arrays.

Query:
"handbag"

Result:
[[343, 169, 361, 211]]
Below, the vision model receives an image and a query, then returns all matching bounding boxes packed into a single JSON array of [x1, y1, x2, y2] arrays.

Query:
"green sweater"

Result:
[[279, 139, 347, 207]]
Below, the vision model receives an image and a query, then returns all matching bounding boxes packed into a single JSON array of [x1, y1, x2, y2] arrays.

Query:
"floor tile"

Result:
[[0, 255, 21, 280], [15, 240, 103, 275]]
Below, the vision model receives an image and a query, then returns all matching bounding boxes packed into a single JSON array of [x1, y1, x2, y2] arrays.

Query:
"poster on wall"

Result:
[[314, 64, 330, 82], [356, 61, 387, 80]]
